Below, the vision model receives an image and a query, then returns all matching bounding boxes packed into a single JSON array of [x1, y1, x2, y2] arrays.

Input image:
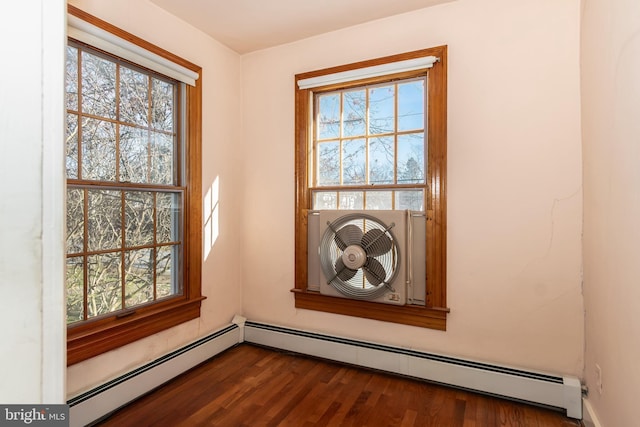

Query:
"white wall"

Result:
[[241, 0, 585, 376], [0, 0, 592, 408], [581, 0, 640, 425], [0, 0, 66, 403], [66, 0, 244, 396], [63, 0, 587, 399]]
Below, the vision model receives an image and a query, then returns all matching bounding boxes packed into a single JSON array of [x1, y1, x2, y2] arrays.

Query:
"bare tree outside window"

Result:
[[65, 43, 183, 324], [313, 77, 426, 211]]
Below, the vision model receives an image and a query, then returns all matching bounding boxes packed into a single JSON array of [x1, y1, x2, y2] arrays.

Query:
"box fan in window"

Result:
[[308, 210, 426, 306]]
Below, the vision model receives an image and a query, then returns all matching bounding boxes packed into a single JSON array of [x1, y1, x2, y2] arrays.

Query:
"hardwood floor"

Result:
[[94, 344, 582, 427]]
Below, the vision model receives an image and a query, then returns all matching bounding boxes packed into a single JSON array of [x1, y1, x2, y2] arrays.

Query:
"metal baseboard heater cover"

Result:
[[67, 324, 242, 427], [243, 321, 582, 419], [66, 318, 582, 426]]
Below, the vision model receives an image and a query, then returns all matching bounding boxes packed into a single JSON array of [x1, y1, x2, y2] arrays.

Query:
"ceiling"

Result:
[[149, 0, 454, 54]]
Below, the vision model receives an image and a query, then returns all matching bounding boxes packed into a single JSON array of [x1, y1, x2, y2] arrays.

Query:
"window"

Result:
[[293, 47, 448, 329], [65, 5, 203, 365]]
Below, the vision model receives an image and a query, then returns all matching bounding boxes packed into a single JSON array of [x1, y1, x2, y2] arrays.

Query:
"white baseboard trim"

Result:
[[582, 398, 603, 427], [243, 321, 582, 419], [67, 324, 242, 427]]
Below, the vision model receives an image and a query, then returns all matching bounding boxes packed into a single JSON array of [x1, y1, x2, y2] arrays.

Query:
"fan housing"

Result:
[[307, 210, 425, 306]]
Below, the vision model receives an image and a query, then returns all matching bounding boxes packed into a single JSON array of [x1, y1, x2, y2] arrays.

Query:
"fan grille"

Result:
[[319, 213, 401, 300]]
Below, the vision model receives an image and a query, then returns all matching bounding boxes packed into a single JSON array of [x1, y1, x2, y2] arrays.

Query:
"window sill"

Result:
[[292, 289, 448, 330], [67, 296, 205, 365]]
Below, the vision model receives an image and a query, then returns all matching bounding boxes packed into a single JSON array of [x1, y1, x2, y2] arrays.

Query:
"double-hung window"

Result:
[[293, 47, 448, 329], [65, 6, 203, 364]]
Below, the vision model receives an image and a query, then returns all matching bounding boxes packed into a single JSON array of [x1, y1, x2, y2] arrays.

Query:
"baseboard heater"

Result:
[[67, 319, 582, 426], [67, 324, 242, 427], [243, 321, 582, 419]]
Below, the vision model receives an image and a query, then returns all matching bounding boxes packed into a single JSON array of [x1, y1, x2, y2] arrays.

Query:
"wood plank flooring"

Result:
[[94, 344, 582, 427]]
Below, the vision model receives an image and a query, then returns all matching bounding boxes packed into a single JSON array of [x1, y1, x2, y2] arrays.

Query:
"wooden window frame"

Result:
[[66, 5, 204, 365], [293, 46, 448, 330]]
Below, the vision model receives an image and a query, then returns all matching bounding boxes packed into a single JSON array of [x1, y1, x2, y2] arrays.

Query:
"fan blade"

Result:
[[334, 224, 363, 251], [335, 258, 357, 281], [361, 229, 392, 256], [363, 257, 386, 286]]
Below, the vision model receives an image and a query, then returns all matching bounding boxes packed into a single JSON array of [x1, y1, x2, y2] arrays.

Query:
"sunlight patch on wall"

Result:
[[204, 176, 220, 261]]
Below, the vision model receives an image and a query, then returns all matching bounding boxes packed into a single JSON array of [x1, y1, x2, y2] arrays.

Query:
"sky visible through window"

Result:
[[313, 77, 426, 211]]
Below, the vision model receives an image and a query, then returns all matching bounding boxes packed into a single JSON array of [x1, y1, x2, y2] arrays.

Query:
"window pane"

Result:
[[66, 114, 79, 179], [365, 191, 392, 210], [339, 191, 363, 209], [369, 85, 395, 135], [67, 188, 84, 254], [157, 245, 180, 298], [157, 192, 182, 243], [342, 138, 365, 185], [317, 141, 340, 186], [120, 126, 149, 183], [81, 51, 116, 119], [125, 191, 154, 247], [369, 136, 394, 185], [66, 257, 84, 324], [313, 191, 337, 209], [398, 80, 425, 131], [150, 132, 174, 185], [317, 93, 340, 139], [395, 190, 424, 211], [398, 133, 425, 184], [88, 189, 121, 251], [87, 252, 122, 318], [152, 78, 174, 131], [66, 46, 78, 111], [343, 90, 366, 137], [125, 248, 154, 307], [82, 118, 116, 181], [120, 66, 149, 126]]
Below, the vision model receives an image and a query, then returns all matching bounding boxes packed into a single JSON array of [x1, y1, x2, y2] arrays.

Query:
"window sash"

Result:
[[66, 41, 182, 186], [312, 77, 427, 193]]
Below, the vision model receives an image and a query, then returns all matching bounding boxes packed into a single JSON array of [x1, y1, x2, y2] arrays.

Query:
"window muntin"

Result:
[[312, 77, 426, 211], [65, 42, 184, 325]]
